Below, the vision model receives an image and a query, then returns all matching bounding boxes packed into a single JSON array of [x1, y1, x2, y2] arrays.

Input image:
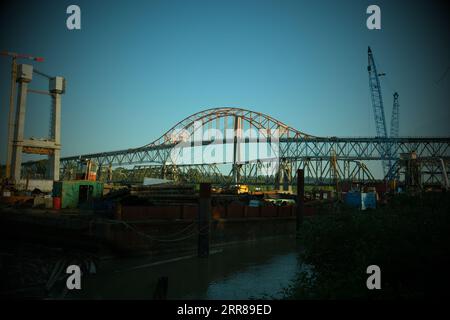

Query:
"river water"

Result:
[[68, 236, 303, 299]]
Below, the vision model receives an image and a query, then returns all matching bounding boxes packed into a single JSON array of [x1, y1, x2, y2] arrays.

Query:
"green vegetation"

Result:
[[288, 192, 450, 299]]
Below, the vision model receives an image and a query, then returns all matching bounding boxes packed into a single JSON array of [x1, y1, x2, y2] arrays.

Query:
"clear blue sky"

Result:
[[1, 0, 449, 164]]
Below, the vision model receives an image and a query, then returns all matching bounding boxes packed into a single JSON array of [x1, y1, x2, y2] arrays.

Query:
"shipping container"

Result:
[[53, 181, 104, 209]]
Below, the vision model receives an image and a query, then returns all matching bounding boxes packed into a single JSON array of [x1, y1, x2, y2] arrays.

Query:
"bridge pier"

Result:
[[232, 115, 242, 184], [10, 67, 30, 182], [277, 158, 292, 193], [11, 64, 64, 184]]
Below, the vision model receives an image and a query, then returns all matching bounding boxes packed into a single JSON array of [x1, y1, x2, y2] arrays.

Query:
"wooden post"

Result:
[[198, 183, 211, 257], [153, 276, 168, 300], [296, 169, 305, 237]]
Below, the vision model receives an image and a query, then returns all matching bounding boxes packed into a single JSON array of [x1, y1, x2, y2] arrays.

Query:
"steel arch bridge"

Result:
[[25, 107, 450, 187]]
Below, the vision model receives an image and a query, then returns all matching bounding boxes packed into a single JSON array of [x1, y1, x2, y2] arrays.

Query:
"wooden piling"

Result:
[[153, 276, 168, 300], [198, 183, 211, 257], [296, 169, 305, 237]]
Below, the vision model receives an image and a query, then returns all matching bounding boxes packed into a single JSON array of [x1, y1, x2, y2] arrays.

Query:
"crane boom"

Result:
[[367, 47, 388, 138], [388, 92, 400, 180], [390, 92, 399, 138], [367, 46, 391, 178]]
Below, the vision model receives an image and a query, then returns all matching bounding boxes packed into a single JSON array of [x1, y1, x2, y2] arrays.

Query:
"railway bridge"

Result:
[[25, 107, 450, 188]]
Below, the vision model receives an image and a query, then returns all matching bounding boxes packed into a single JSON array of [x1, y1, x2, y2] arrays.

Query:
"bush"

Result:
[[288, 192, 450, 299]]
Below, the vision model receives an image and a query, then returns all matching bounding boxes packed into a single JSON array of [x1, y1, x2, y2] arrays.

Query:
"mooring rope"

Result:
[[109, 219, 208, 242]]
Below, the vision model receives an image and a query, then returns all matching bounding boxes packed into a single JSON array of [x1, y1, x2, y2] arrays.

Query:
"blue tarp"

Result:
[[345, 192, 361, 209], [345, 191, 377, 210]]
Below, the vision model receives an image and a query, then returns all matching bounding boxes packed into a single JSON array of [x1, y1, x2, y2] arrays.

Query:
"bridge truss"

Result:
[[23, 107, 450, 187]]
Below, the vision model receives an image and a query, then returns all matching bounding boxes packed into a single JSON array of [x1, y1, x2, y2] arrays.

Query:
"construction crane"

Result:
[[1, 51, 44, 179], [367, 46, 392, 178]]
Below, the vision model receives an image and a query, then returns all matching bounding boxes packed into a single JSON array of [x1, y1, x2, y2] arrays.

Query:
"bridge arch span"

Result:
[[141, 107, 315, 148]]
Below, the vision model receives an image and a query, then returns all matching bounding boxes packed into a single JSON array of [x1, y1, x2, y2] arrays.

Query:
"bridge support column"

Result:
[[232, 116, 242, 184], [47, 82, 63, 181], [11, 66, 64, 184], [108, 164, 113, 182], [284, 161, 292, 193], [97, 164, 103, 182], [10, 70, 30, 183], [198, 183, 211, 257], [277, 158, 292, 193]]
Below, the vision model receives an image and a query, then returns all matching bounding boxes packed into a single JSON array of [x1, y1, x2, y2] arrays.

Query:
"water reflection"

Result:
[[205, 253, 299, 299], [69, 236, 302, 300]]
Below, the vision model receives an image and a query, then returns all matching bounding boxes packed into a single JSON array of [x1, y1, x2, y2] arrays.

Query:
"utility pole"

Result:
[[0, 51, 44, 179]]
